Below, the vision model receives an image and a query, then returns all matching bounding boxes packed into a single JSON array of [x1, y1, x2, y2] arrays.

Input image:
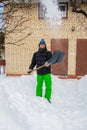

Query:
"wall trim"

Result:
[[6, 74, 82, 79]]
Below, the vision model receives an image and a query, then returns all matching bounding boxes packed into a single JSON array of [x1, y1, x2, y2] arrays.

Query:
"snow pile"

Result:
[[0, 74, 87, 130]]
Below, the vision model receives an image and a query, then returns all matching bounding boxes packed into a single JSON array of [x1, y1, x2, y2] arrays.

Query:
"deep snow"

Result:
[[0, 74, 87, 130]]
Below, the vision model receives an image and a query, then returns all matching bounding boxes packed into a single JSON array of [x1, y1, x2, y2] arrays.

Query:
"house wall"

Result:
[[5, 4, 87, 75]]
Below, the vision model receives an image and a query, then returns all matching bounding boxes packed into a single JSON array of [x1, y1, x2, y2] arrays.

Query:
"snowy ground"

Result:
[[0, 73, 87, 130]]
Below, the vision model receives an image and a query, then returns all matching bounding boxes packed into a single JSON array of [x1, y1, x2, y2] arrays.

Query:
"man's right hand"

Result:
[[27, 69, 32, 74]]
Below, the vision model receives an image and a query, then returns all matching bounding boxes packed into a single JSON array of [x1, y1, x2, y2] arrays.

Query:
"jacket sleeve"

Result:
[[29, 53, 36, 70], [47, 51, 52, 60]]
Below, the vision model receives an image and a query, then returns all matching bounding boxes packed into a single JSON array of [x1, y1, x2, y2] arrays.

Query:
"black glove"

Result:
[[27, 69, 32, 74]]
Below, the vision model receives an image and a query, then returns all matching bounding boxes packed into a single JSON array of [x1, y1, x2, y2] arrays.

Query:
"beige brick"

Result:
[[5, 4, 87, 75]]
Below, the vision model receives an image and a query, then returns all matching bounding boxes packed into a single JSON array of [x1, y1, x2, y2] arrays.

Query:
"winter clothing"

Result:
[[36, 74, 52, 100], [44, 61, 50, 67], [29, 39, 52, 101], [29, 46, 52, 75], [27, 69, 32, 74], [39, 38, 46, 46]]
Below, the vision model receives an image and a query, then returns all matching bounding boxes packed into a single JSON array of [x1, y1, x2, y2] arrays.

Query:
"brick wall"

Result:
[[5, 4, 87, 75]]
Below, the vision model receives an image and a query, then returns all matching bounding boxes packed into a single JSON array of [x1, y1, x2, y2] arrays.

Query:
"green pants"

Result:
[[36, 74, 52, 100]]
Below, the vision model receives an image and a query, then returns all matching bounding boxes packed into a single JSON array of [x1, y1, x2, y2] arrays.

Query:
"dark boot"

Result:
[[47, 99, 51, 103]]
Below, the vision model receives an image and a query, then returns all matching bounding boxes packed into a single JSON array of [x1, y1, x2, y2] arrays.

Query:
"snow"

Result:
[[0, 74, 87, 130]]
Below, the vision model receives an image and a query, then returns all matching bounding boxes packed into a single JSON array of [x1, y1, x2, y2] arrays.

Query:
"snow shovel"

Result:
[[30, 50, 65, 74]]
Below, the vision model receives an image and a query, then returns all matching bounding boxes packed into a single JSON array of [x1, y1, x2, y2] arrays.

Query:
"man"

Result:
[[28, 39, 52, 103]]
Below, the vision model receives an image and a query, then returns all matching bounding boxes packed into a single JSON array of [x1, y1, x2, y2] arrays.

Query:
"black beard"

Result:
[[39, 47, 47, 53]]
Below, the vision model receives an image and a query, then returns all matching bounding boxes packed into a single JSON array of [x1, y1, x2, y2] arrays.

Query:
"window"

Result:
[[38, 2, 68, 19], [58, 2, 68, 18]]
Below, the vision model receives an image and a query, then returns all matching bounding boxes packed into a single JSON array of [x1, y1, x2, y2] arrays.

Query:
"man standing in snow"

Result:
[[28, 39, 52, 103]]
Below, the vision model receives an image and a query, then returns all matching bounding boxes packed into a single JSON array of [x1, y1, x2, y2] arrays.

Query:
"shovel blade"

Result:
[[47, 50, 65, 65]]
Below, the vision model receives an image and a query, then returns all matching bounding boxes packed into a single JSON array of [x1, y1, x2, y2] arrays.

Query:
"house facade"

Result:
[[4, 2, 87, 77]]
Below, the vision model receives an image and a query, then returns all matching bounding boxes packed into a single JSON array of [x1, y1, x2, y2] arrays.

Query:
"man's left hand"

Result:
[[44, 62, 50, 67]]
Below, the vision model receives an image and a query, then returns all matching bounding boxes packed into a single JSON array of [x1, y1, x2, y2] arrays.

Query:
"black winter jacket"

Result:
[[29, 48, 52, 75]]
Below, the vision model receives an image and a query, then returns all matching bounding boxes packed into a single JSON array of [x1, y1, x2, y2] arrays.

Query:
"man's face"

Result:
[[39, 44, 45, 49]]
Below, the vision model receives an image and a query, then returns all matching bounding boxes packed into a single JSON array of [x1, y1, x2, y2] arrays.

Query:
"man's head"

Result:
[[39, 38, 47, 52], [39, 39, 46, 49]]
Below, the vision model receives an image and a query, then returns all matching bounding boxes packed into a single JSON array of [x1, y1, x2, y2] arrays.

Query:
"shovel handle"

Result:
[[31, 64, 45, 74]]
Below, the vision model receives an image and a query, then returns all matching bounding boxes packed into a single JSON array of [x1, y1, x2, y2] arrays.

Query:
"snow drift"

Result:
[[0, 74, 87, 130]]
